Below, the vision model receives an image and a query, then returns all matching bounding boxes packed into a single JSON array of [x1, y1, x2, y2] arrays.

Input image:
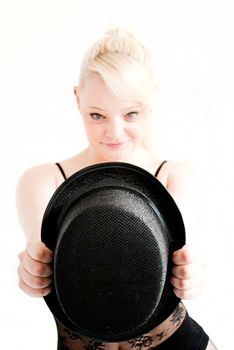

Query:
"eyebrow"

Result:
[[87, 107, 108, 112], [87, 106, 142, 112]]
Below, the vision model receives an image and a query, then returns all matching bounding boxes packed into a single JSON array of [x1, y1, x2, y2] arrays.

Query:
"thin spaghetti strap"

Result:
[[155, 160, 167, 178], [55, 162, 67, 181]]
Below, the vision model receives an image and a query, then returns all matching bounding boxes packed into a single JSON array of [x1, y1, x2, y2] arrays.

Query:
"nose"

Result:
[[105, 117, 125, 140]]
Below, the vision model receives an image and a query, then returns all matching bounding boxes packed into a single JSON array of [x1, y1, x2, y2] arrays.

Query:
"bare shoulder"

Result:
[[157, 160, 205, 211], [16, 163, 60, 194], [155, 160, 202, 190], [159, 160, 202, 189], [16, 163, 61, 240], [166, 160, 200, 176], [159, 160, 207, 240]]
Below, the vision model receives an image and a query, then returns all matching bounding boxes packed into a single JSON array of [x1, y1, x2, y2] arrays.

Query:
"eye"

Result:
[[126, 111, 139, 120], [89, 113, 105, 121]]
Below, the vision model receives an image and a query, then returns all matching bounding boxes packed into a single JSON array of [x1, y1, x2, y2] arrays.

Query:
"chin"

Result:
[[95, 147, 127, 162], [99, 151, 129, 163], [102, 155, 126, 162]]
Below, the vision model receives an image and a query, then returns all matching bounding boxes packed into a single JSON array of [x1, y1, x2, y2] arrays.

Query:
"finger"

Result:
[[173, 286, 203, 300], [18, 278, 51, 298], [23, 250, 53, 277], [170, 274, 205, 292], [171, 262, 205, 279], [27, 241, 53, 263], [172, 245, 195, 265], [18, 263, 52, 289]]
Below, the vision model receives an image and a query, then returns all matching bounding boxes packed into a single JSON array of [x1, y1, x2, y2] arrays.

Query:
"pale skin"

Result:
[[16, 74, 216, 349]]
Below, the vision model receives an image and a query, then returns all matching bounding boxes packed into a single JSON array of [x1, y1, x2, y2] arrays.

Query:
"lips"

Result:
[[102, 142, 128, 149]]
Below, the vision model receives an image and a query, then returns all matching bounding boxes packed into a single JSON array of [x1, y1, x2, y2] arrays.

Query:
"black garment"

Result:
[[55, 311, 209, 350], [154, 160, 167, 178], [55, 162, 67, 180], [153, 312, 209, 350]]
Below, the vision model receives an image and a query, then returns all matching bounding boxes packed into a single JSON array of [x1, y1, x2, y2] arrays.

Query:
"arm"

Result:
[[164, 161, 208, 299], [16, 164, 58, 297]]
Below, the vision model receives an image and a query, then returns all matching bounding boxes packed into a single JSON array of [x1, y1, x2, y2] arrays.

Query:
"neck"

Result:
[[83, 146, 156, 172]]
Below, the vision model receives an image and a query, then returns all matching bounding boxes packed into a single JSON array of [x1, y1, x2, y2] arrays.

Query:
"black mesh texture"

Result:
[[42, 164, 185, 342], [54, 201, 167, 340]]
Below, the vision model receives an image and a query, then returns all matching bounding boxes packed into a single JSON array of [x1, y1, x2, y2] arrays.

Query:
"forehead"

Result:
[[79, 74, 141, 111]]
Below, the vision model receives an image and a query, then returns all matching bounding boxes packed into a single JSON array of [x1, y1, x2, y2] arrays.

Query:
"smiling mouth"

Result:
[[102, 142, 129, 149]]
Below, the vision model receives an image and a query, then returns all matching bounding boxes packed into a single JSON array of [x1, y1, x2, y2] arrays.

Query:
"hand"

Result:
[[18, 241, 53, 297], [170, 245, 207, 299]]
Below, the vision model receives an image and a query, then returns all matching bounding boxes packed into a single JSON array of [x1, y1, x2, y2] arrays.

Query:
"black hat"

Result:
[[41, 162, 185, 342]]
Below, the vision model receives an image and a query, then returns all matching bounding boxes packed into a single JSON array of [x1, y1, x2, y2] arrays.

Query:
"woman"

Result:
[[16, 28, 217, 349]]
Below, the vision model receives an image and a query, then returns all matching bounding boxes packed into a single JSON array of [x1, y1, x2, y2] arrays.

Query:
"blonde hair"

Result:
[[78, 27, 158, 110]]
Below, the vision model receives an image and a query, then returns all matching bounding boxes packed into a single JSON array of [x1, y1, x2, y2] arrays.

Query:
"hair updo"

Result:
[[78, 27, 158, 110]]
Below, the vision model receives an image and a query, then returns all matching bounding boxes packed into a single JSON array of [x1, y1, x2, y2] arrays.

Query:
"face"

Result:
[[75, 74, 151, 162]]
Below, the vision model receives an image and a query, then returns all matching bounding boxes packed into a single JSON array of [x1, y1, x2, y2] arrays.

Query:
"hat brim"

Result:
[[41, 162, 185, 341]]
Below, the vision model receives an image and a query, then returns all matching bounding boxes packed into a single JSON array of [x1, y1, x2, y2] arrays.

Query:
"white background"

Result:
[[0, 0, 233, 349]]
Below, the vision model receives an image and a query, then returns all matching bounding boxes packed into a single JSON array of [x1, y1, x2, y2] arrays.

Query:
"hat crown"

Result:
[[42, 162, 185, 341]]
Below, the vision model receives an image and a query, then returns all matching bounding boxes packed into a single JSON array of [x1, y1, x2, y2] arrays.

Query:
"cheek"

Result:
[[83, 121, 102, 141], [130, 124, 145, 139], [85, 127, 97, 140]]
